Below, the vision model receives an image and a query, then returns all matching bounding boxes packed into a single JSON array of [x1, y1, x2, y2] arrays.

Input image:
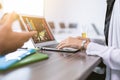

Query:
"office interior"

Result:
[[44, 0, 106, 42], [0, 0, 107, 80], [0, 0, 106, 42]]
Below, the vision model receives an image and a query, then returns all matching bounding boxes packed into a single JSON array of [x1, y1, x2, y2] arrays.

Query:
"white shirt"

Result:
[[86, 0, 120, 80], [86, 42, 120, 80]]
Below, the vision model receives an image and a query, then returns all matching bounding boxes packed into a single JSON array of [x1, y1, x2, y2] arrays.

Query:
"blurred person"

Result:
[[0, 12, 36, 55], [57, 0, 120, 80]]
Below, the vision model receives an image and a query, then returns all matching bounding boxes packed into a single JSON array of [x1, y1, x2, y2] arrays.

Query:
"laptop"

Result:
[[19, 15, 79, 53]]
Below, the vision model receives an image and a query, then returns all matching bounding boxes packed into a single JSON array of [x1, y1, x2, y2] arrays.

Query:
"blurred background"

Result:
[[0, 0, 106, 42]]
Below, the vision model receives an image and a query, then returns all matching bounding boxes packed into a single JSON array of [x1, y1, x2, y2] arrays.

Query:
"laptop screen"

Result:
[[21, 16, 55, 43]]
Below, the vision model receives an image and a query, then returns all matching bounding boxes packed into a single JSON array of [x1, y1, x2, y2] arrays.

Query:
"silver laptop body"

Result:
[[19, 15, 79, 53]]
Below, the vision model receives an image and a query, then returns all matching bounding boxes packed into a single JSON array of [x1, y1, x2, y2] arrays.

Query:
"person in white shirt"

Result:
[[57, 0, 120, 80]]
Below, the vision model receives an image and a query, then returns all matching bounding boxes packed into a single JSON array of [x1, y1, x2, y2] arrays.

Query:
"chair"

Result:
[[68, 23, 77, 33], [68, 23, 77, 28], [59, 22, 66, 33], [48, 21, 55, 33], [59, 22, 66, 29], [91, 23, 101, 35]]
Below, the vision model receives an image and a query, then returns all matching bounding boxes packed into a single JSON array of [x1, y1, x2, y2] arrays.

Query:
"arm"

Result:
[[86, 42, 120, 70], [57, 36, 90, 49], [0, 12, 36, 54], [57, 36, 120, 70]]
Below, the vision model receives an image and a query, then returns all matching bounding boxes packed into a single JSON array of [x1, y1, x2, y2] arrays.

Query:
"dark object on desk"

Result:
[[9, 52, 48, 69]]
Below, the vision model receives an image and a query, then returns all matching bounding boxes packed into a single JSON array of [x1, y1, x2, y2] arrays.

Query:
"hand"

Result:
[[76, 36, 90, 42], [0, 12, 37, 54], [57, 37, 83, 49], [57, 36, 90, 50], [76, 36, 90, 49]]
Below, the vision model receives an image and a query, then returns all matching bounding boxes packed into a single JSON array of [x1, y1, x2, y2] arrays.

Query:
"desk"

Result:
[[0, 51, 101, 80]]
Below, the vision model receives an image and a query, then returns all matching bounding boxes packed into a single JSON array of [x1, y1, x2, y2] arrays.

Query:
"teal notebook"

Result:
[[0, 49, 36, 70], [9, 52, 48, 69]]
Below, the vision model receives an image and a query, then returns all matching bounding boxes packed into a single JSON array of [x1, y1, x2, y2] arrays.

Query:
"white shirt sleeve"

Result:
[[86, 42, 120, 70]]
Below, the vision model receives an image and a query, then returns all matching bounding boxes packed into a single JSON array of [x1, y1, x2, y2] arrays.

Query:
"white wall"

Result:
[[2, 0, 44, 16], [45, 0, 107, 35]]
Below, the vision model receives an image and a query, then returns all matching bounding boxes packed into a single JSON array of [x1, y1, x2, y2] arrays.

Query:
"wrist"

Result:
[[80, 40, 87, 50], [80, 40, 90, 50], [84, 41, 90, 49]]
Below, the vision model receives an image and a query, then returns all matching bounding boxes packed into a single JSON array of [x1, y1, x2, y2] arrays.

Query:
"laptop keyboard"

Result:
[[44, 44, 58, 48], [41, 43, 79, 53]]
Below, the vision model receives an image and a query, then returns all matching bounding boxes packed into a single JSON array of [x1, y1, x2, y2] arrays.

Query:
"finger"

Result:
[[56, 39, 67, 48], [17, 31, 37, 42], [3, 12, 17, 28], [56, 42, 65, 49], [0, 13, 8, 24], [56, 39, 68, 48], [57, 44, 70, 49]]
